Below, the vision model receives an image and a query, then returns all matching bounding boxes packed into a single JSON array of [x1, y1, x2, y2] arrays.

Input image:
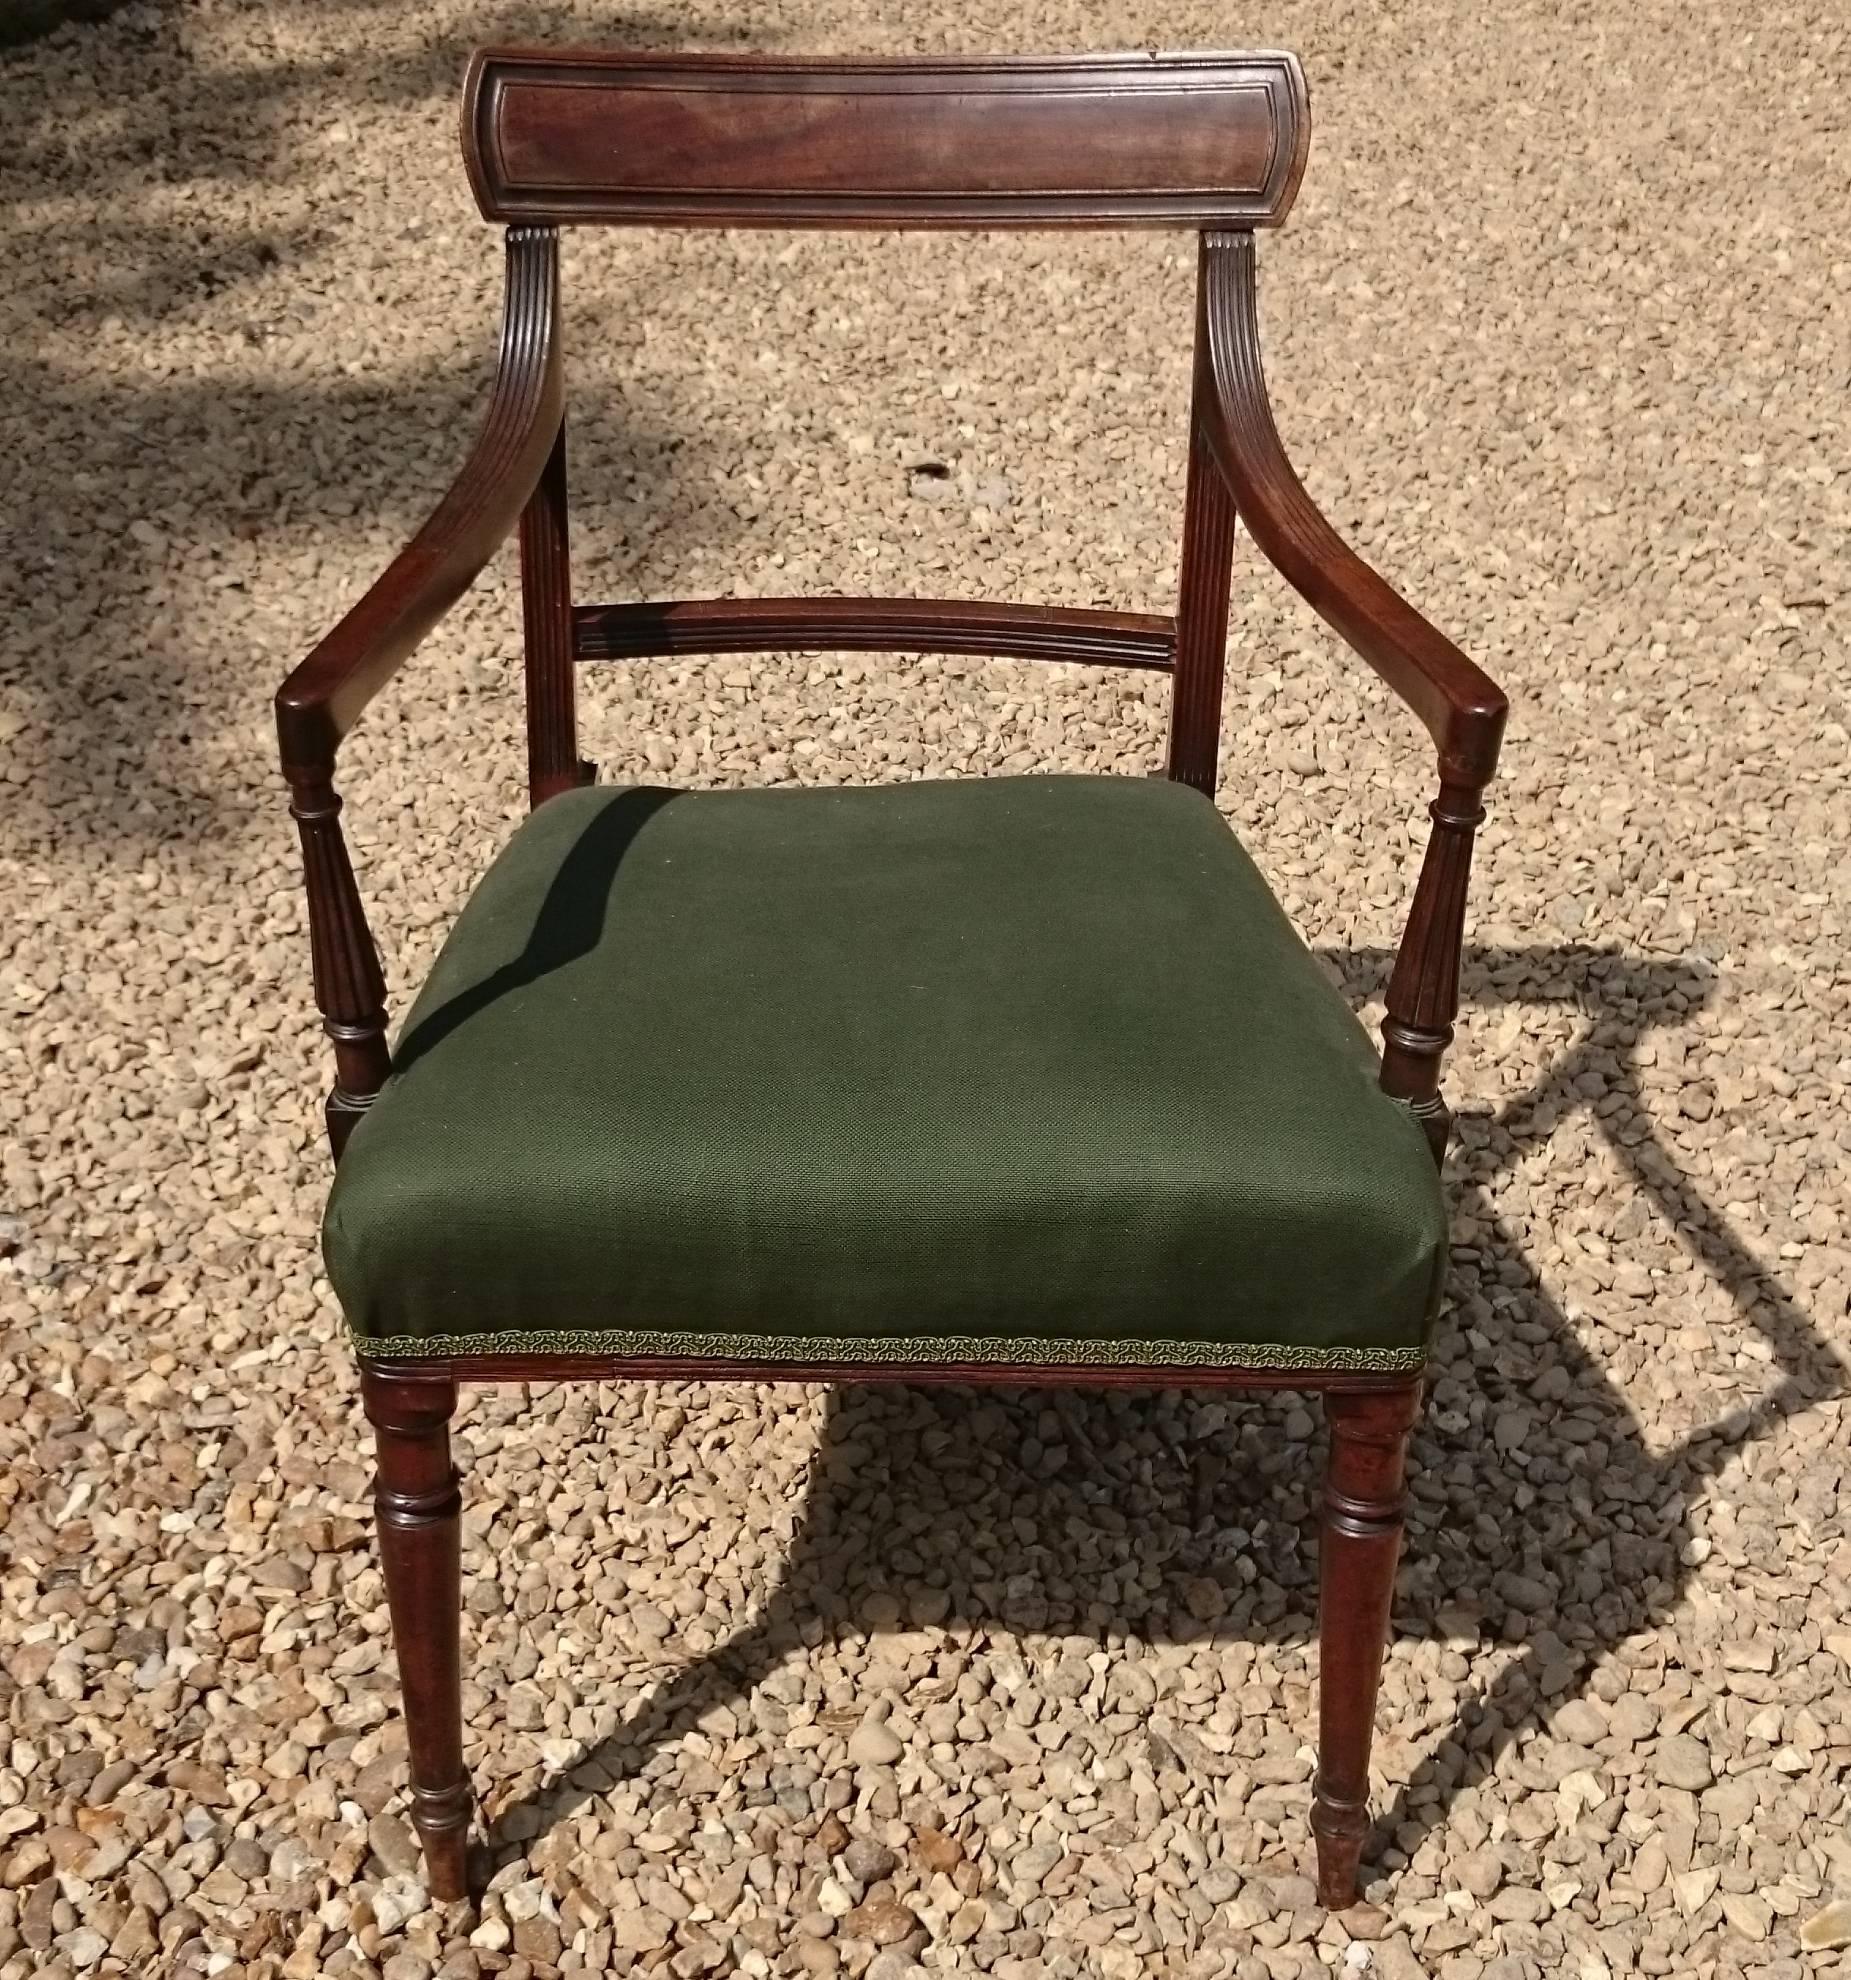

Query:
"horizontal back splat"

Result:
[[463, 49, 1309, 229]]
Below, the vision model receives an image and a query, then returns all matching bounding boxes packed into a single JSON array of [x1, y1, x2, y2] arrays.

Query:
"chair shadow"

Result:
[[479, 942, 1848, 1892], [390, 787, 678, 1075], [0, 0, 758, 852]]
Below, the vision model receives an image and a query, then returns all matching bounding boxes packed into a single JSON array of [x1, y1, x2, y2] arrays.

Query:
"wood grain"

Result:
[[464, 50, 1308, 229], [519, 420, 592, 805], [572, 596, 1176, 670], [1381, 782, 1487, 1159], [274, 52, 1522, 1903], [285, 775, 390, 1158], [363, 1366, 470, 1902], [1189, 227, 1504, 1159], [1193, 229, 1506, 789], [1313, 1381, 1422, 1909], [362, 1352, 1423, 1394], [275, 225, 564, 769], [276, 227, 565, 1162], [1165, 311, 1241, 790]]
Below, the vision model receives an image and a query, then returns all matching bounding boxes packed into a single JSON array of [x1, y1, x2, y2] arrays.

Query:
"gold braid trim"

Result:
[[349, 1325, 1426, 1373]]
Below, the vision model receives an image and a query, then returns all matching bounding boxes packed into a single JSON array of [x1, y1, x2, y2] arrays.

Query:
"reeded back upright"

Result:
[[462, 49, 1310, 230], [442, 48, 1323, 805]]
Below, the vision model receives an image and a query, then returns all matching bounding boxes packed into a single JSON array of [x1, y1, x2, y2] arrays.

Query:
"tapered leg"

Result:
[[363, 1365, 471, 1900], [1312, 1380, 1422, 1909]]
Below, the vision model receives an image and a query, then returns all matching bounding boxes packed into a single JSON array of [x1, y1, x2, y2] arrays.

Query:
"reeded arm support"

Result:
[[1380, 782, 1485, 1159], [1194, 230, 1506, 1154], [286, 771, 390, 1158]]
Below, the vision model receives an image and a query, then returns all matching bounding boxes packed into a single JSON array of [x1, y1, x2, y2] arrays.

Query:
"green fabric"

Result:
[[326, 776, 1445, 1366]]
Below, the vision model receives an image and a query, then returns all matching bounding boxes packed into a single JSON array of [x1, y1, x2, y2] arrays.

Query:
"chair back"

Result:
[[459, 49, 1312, 801]]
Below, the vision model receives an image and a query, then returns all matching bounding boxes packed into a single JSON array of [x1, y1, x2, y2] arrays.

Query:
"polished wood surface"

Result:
[[1312, 1382, 1422, 1908], [363, 1366, 471, 1903], [275, 45, 1511, 1905], [1193, 230, 1506, 790], [1380, 783, 1486, 1159], [572, 596, 1176, 670], [1189, 227, 1503, 1161], [364, 1351, 1422, 1394], [286, 778, 389, 1159], [275, 226, 564, 768], [519, 420, 592, 805], [275, 227, 564, 1150], [1165, 357, 1241, 791], [464, 50, 1309, 230]]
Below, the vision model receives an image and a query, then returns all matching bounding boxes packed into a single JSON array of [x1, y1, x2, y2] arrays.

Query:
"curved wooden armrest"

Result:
[[278, 224, 561, 1160], [1189, 231, 1509, 1156], [275, 224, 564, 775], [1194, 230, 1507, 791]]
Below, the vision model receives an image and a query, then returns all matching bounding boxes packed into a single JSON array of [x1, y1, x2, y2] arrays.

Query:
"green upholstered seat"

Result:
[[326, 775, 1444, 1370]]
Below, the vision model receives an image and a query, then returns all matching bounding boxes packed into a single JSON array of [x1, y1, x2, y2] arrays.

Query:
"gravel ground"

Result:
[[4, 1, 1850, 1976]]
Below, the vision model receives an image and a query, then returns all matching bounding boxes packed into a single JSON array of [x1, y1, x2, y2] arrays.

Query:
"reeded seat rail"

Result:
[[572, 597, 1177, 669]]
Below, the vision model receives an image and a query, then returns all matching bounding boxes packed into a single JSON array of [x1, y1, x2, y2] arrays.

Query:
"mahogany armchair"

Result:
[[276, 51, 1507, 1911]]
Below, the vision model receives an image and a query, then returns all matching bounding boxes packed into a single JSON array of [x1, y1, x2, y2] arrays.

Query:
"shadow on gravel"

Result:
[[4, 0, 751, 222], [484, 943, 1848, 1890], [1, 350, 704, 854], [0, 0, 136, 55], [0, 0, 756, 851]]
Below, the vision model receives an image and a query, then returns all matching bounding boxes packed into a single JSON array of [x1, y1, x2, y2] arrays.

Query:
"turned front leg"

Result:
[[364, 1365, 471, 1899], [1312, 1381, 1421, 1909]]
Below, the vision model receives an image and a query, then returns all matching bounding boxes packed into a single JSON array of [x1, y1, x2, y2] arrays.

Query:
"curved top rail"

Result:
[[463, 48, 1310, 230]]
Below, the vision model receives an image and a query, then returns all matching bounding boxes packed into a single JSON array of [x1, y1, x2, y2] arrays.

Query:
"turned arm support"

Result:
[[1194, 230, 1508, 1157], [276, 225, 563, 1156]]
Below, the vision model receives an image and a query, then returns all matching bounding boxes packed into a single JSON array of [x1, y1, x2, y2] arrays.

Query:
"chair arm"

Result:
[[277, 225, 561, 1160], [274, 224, 563, 775], [1194, 230, 1509, 1157], [1193, 230, 1507, 792]]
